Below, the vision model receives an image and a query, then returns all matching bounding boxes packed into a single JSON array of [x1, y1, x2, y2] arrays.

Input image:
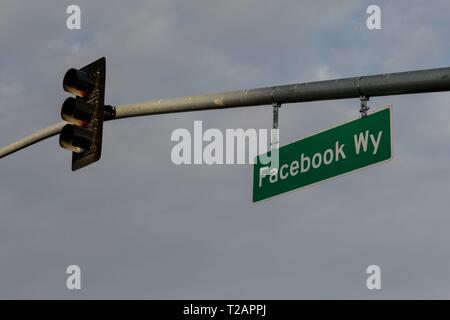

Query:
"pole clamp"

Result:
[[359, 96, 370, 118], [104, 105, 116, 120], [271, 102, 281, 149]]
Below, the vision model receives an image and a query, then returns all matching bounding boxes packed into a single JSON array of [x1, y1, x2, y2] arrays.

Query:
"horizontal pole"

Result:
[[115, 67, 450, 119], [2, 66, 450, 159], [0, 107, 115, 159], [0, 121, 66, 159]]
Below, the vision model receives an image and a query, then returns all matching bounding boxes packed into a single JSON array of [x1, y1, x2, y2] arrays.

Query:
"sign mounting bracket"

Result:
[[360, 96, 370, 118], [271, 102, 281, 150]]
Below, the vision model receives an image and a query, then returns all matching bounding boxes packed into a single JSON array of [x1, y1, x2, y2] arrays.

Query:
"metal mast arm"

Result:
[[0, 121, 66, 159], [2, 67, 450, 159], [114, 67, 450, 118]]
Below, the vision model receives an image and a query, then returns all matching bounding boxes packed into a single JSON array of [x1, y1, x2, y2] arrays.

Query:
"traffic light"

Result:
[[60, 57, 106, 171]]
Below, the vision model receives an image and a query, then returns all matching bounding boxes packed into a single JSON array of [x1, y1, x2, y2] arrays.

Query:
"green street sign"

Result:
[[253, 107, 392, 202]]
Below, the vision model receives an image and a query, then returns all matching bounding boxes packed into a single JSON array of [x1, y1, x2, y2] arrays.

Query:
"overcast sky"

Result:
[[1, 0, 450, 299]]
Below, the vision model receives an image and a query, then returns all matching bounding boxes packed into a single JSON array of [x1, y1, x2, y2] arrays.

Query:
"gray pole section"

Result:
[[2, 66, 450, 159], [115, 67, 450, 118], [0, 122, 66, 159]]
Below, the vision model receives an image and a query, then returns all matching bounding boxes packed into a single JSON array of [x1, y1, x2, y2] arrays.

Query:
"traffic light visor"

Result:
[[63, 68, 95, 97], [59, 124, 94, 154]]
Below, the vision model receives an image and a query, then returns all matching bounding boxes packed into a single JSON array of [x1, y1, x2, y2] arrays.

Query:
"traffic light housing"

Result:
[[60, 57, 106, 171]]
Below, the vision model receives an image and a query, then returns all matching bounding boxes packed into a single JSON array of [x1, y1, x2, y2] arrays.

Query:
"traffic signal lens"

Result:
[[59, 125, 95, 154], [61, 97, 95, 126], [63, 68, 95, 97]]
